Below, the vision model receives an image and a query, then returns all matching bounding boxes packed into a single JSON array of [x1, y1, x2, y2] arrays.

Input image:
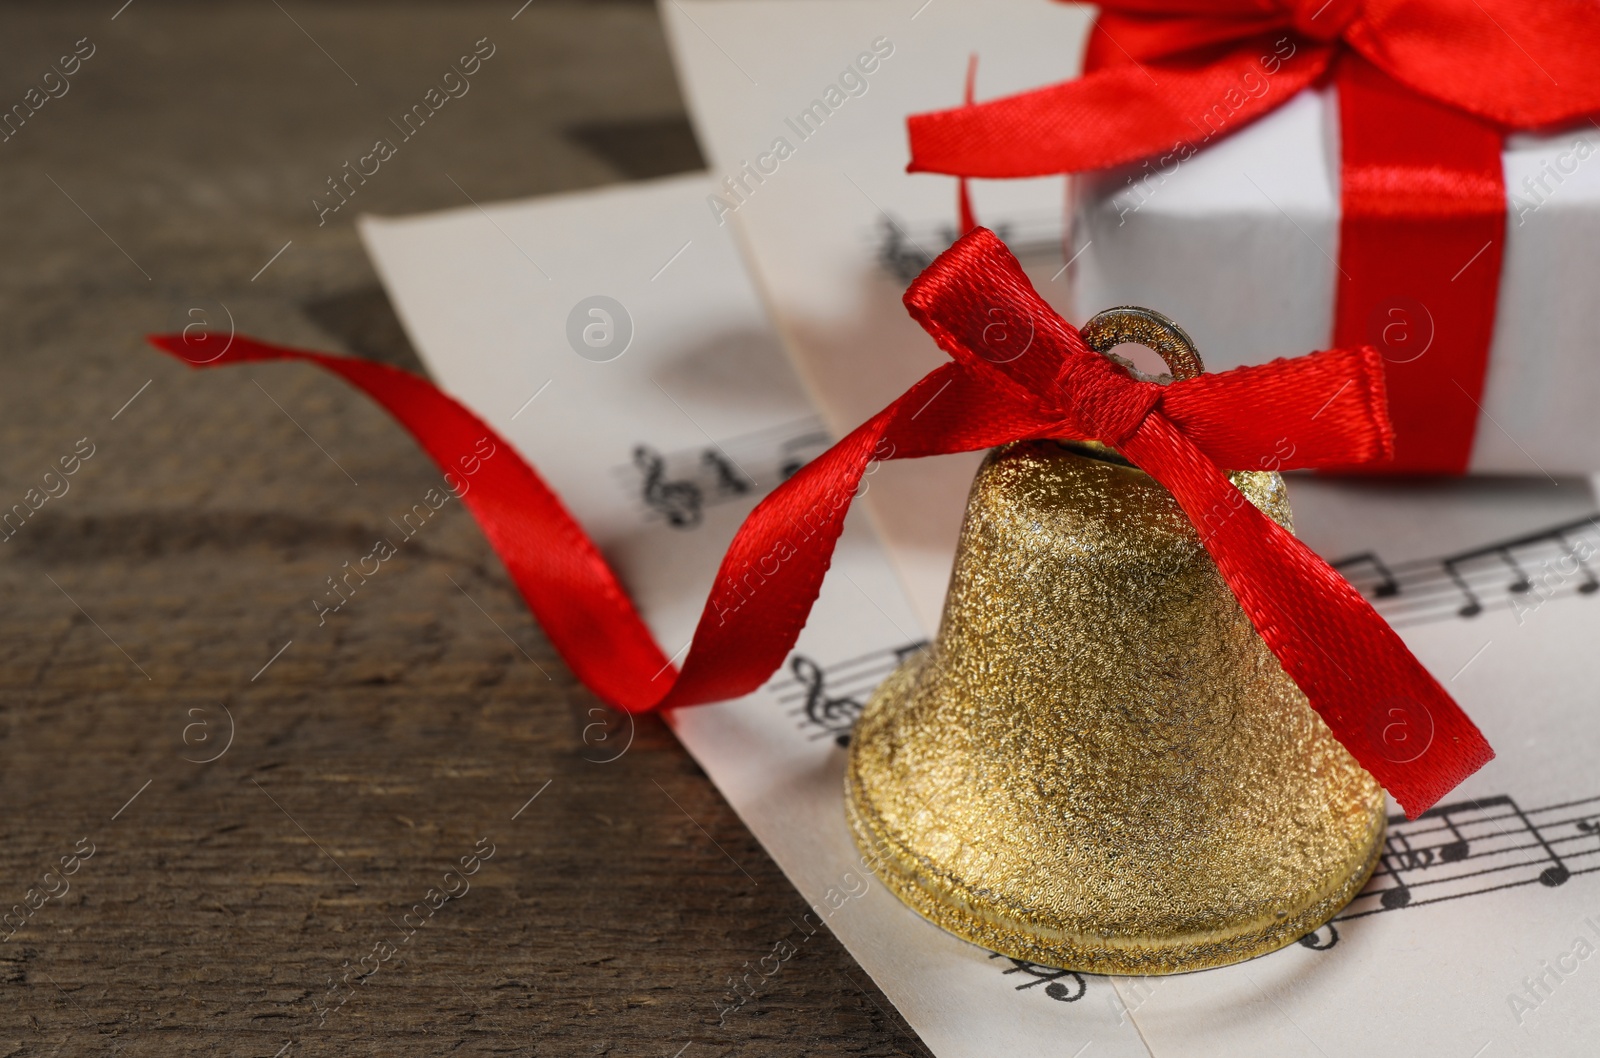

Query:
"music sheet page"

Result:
[[360, 173, 1600, 1057]]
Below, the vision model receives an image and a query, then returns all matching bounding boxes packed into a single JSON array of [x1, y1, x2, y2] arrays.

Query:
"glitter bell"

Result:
[[845, 308, 1388, 975]]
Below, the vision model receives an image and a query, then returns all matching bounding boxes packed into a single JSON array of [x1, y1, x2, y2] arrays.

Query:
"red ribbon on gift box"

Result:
[[908, 0, 1600, 474], [149, 228, 1491, 816]]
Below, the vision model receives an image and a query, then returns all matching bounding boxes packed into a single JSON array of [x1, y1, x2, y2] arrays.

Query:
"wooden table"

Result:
[[0, 4, 927, 1054]]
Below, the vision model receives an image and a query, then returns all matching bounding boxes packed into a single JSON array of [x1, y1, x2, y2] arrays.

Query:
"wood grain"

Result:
[[0, 4, 929, 1054]]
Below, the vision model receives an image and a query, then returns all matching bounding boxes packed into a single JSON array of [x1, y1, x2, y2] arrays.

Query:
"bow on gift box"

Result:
[[909, 0, 1600, 474], [149, 228, 1491, 816]]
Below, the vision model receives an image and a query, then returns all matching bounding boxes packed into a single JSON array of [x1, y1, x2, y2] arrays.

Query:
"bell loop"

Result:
[[1080, 306, 1204, 384]]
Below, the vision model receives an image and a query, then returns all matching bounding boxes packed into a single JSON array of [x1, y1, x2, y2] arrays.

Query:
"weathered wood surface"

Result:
[[0, 4, 929, 1054]]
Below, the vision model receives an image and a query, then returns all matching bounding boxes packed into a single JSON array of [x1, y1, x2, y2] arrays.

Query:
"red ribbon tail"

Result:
[[143, 337, 1007, 716], [147, 333, 675, 710], [1123, 415, 1494, 817]]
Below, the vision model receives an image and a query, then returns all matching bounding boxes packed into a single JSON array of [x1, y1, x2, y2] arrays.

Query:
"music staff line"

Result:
[[615, 416, 831, 530], [874, 212, 1066, 283], [1335, 513, 1600, 627], [1339, 791, 1600, 920], [769, 640, 929, 747]]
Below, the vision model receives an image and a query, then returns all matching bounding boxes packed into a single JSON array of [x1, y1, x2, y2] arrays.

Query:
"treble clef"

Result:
[[791, 655, 862, 747], [633, 444, 703, 529]]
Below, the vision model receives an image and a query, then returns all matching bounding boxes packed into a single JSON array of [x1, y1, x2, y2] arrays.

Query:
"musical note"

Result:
[[1443, 556, 1485, 618], [1579, 818, 1600, 849], [1297, 923, 1339, 950], [777, 430, 830, 480], [1333, 552, 1400, 597], [701, 449, 751, 498], [1327, 515, 1600, 628], [1377, 831, 1432, 909], [988, 952, 1087, 1003], [1334, 791, 1598, 923], [1556, 529, 1600, 593], [616, 419, 832, 526], [632, 445, 703, 529], [1437, 810, 1471, 863], [1494, 546, 1533, 594], [876, 216, 947, 284], [1505, 797, 1570, 886], [874, 213, 1056, 282], [1374, 808, 1470, 908]]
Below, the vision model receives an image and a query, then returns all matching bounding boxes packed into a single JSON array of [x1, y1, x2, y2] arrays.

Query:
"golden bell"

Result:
[[845, 308, 1386, 975]]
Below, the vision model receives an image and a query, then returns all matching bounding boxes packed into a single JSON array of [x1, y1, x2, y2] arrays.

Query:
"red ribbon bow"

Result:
[[908, 0, 1600, 474], [149, 227, 1490, 816]]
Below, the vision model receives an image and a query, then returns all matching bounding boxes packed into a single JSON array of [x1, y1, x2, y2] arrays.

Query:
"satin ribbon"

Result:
[[907, 0, 1600, 473], [148, 228, 1491, 816]]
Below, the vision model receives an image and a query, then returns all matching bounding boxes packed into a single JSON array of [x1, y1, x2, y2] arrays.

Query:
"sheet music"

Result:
[[1329, 516, 1600, 627], [1347, 791, 1599, 916], [1288, 475, 1600, 628], [358, 175, 1151, 1058], [361, 173, 1600, 1057], [613, 415, 831, 529]]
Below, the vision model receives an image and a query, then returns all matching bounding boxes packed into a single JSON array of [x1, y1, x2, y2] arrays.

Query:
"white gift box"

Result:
[[1067, 87, 1600, 478]]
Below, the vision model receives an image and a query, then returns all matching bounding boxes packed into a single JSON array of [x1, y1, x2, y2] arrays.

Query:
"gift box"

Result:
[[1065, 89, 1600, 478], [908, 1, 1600, 476]]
